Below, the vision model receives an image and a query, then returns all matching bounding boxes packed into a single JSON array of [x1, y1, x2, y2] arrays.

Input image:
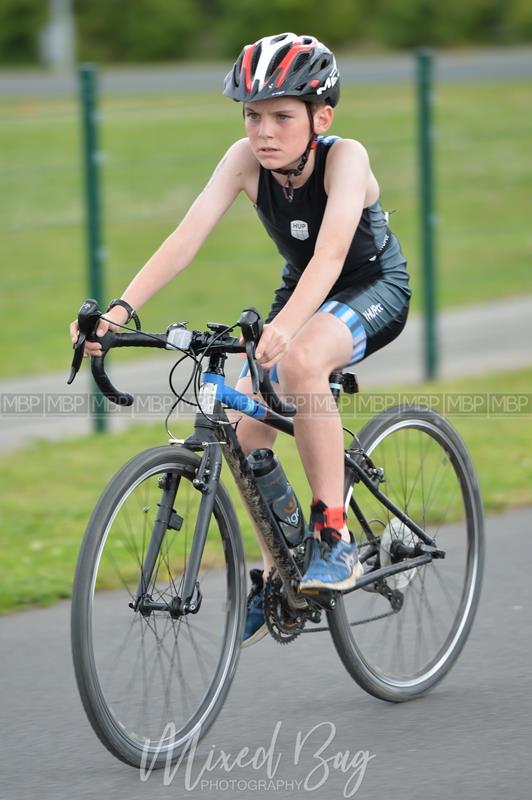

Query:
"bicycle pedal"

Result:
[[297, 585, 321, 596], [297, 585, 338, 611]]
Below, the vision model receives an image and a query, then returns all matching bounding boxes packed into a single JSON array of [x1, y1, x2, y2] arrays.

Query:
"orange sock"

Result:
[[310, 498, 346, 532]]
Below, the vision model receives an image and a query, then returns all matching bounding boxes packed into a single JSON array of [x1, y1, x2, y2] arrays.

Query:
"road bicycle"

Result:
[[68, 299, 484, 768]]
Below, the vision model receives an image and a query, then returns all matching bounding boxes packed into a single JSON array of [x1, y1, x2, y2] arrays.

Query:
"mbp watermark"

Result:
[[1, 391, 531, 419], [0, 392, 189, 419], [140, 720, 375, 796]]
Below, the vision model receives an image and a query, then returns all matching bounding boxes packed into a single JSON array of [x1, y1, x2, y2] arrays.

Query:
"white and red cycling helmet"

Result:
[[223, 32, 340, 108]]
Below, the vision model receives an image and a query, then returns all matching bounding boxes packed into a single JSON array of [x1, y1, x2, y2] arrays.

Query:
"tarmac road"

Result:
[[1, 505, 531, 800]]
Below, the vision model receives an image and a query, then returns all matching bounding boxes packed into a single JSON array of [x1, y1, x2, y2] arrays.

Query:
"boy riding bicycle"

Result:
[[70, 33, 410, 647]]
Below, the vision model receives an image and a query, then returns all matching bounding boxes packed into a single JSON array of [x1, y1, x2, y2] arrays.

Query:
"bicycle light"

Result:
[[166, 324, 193, 351]]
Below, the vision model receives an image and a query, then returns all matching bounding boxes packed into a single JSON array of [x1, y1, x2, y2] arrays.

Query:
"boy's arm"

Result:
[[72, 138, 256, 351]]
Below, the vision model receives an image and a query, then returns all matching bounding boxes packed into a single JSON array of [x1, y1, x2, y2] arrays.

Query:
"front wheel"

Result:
[[71, 445, 246, 767], [329, 405, 484, 702]]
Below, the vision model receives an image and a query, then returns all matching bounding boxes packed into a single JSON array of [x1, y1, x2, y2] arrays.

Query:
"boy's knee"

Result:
[[279, 343, 315, 381]]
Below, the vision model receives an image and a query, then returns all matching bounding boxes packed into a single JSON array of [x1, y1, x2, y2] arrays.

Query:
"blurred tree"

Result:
[[216, 0, 367, 57], [505, 0, 532, 41], [0, 0, 46, 64], [0, 0, 530, 65], [366, 0, 507, 48], [75, 0, 203, 62]]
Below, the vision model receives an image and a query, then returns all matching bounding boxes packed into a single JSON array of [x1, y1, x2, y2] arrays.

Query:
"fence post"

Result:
[[416, 48, 438, 380], [79, 63, 107, 433]]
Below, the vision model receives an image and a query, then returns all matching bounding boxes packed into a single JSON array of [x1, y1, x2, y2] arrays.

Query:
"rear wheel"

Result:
[[71, 445, 246, 767], [329, 405, 484, 701]]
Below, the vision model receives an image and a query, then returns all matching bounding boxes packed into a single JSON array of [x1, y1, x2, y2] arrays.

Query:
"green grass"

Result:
[[1, 366, 531, 614], [1, 81, 531, 377]]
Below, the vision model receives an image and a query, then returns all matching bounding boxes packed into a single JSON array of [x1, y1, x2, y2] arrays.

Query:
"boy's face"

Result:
[[244, 97, 333, 170]]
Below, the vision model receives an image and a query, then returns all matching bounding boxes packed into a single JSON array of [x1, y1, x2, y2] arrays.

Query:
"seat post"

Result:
[[328, 369, 344, 406], [328, 370, 360, 407]]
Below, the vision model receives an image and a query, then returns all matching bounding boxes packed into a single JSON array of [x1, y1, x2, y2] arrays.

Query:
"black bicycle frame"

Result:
[[183, 403, 309, 612], [134, 353, 441, 614]]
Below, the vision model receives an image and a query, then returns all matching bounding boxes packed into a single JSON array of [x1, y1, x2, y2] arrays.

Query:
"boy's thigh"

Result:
[[331, 281, 410, 361], [282, 311, 354, 374]]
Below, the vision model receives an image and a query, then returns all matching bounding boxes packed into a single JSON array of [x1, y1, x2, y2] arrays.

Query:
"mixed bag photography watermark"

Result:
[[139, 719, 376, 796]]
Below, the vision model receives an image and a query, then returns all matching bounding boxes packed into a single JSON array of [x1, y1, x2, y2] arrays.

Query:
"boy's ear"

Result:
[[313, 105, 334, 134]]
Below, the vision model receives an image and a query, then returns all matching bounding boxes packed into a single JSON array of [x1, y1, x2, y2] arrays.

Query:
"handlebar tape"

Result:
[[91, 355, 134, 407], [258, 367, 297, 417]]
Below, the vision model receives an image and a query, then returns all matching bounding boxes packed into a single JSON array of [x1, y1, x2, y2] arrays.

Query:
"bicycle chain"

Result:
[[301, 610, 395, 633], [264, 547, 403, 638]]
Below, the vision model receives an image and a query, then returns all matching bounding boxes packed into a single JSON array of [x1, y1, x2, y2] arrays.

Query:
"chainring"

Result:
[[263, 568, 306, 644]]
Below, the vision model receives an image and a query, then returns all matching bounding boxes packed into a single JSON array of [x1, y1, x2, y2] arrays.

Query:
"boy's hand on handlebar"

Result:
[[69, 306, 129, 357], [255, 322, 290, 370]]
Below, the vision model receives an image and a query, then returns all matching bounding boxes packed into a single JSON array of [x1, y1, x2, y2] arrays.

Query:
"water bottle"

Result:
[[247, 448, 305, 547]]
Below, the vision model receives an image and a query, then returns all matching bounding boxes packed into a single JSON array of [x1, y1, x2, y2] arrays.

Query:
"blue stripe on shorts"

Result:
[[238, 301, 367, 382], [317, 300, 367, 365]]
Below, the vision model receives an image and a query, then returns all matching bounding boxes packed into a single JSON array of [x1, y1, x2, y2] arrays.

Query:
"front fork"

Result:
[[132, 442, 223, 617]]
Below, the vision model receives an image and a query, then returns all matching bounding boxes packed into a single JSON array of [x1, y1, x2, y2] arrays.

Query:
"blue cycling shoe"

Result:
[[299, 529, 364, 592], [242, 569, 268, 648]]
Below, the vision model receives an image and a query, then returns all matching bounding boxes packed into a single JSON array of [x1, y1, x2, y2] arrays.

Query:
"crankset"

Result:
[[263, 568, 308, 644]]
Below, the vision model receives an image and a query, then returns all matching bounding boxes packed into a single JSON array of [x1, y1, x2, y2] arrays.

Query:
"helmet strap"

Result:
[[271, 103, 317, 202]]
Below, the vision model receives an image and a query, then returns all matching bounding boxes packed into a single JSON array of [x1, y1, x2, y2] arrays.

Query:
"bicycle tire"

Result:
[[328, 404, 484, 702], [71, 445, 246, 767]]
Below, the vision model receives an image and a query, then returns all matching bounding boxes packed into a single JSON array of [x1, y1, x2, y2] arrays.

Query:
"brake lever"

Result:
[[245, 347, 297, 415], [240, 307, 263, 394], [238, 306, 297, 417], [246, 340, 261, 394], [67, 332, 86, 384], [67, 298, 102, 385]]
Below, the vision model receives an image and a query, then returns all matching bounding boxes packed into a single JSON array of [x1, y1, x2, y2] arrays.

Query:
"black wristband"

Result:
[[106, 299, 141, 330]]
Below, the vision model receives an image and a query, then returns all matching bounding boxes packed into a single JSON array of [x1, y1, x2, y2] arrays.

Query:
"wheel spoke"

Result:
[[72, 451, 243, 766], [332, 409, 483, 698]]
